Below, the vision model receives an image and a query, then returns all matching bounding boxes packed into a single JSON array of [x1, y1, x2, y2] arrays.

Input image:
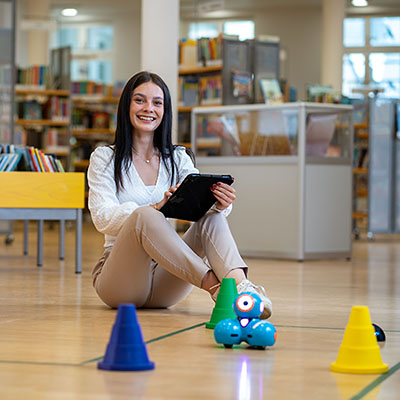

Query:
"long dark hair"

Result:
[[112, 71, 190, 192]]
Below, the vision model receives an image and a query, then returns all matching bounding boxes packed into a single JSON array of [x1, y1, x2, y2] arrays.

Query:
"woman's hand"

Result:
[[151, 184, 180, 210], [211, 182, 236, 210]]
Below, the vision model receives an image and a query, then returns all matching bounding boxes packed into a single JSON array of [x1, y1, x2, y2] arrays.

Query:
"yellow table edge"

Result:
[[0, 172, 85, 208]]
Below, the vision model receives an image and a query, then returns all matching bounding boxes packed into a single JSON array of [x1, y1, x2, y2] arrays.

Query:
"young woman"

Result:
[[87, 71, 272, 319]]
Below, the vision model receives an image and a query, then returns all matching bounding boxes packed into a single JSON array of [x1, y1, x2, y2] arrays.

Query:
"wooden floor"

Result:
[[0, 220, 399, 400]]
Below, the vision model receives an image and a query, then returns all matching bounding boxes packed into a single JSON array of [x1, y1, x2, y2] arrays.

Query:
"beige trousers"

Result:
[[93, 206, 247, 308]]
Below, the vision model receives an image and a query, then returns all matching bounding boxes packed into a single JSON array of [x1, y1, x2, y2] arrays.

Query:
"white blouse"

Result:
[[87, 145, 231, 247]]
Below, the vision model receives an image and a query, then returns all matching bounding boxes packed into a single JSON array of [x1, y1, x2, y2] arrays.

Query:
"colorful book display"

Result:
[[179, 37, 223, 68], [15, 65, 50, 88], [178, 74, 222, 107], [0, 144, 65, 172]]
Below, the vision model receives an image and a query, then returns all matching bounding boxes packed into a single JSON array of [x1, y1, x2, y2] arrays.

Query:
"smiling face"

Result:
[[130, 81, 164, 135]]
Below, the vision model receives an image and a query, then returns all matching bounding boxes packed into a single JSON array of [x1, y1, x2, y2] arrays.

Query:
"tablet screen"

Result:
[[159, 173, 234, 221]]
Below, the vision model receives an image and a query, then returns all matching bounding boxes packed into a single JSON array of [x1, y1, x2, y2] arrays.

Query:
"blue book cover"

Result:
[[5, 153, 22, 171], [0, 154, 11, 171], [23, 147, 35, 171]]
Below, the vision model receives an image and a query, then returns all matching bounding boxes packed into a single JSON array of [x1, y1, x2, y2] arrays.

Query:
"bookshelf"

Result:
[[71, 94, 118, 173], [68, 91, 119, 202], [14, 88, 72, 168], [351, 100, 369, 239], [177, 37, 280, 146], [351, 97, 400, 239]]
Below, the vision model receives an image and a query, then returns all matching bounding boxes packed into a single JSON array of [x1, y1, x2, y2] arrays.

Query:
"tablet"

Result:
[[159, 173, 234, 222]]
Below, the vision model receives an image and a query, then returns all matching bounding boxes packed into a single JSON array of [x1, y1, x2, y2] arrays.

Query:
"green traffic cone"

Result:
[[206, 278, 238, 329]]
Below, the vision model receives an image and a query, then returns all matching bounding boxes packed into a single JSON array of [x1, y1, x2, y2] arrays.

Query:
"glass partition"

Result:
[[192, 104, 353, 159], [193, 107, 298, 157], [305, 109, 352, 159]]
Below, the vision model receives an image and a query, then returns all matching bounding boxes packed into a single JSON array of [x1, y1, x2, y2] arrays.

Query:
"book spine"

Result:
[[55, 158, 65, 172], [39, 150, 50, 172], [34, 148, 45, 172], [44, 155, 55, 172]]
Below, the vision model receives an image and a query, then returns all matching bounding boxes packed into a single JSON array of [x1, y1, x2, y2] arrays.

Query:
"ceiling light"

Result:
[[61, 8, 78, 17], [352, 0, 368, 7]]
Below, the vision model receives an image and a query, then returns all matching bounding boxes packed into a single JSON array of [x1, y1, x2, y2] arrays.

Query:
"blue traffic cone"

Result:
[[98, 304, 155, 371]]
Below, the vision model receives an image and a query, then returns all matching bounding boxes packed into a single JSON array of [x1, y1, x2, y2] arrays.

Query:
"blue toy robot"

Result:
[[214, 292, 277, 350]]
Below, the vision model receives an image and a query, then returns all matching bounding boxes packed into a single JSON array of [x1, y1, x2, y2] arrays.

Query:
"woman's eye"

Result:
[[134, 97, 143, 103], [154, 101, 163, 106]]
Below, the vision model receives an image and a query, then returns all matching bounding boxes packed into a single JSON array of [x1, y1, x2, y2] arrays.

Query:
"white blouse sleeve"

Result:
[[87, 147, 141, 237], [174, 146, 199, 184]]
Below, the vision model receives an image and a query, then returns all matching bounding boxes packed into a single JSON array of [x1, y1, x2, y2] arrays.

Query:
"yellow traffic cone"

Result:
[[331, 305, 388, 374]]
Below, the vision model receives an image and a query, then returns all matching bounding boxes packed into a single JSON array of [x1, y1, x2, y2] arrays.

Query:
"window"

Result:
[[57, 28, 80, 50], [342, 53, 365, 96], [370, 17, 400, 47], [87, 26, 114, 50], [342, 17, 400, 98], [188, 22, 219, 40], [369, 53, 400, 98], [187, 20, 255, 41], [71, 60, 112, 84], [51, 25, 114, 84], [343, 18, 365, 47], [223, 20, 254, 41]]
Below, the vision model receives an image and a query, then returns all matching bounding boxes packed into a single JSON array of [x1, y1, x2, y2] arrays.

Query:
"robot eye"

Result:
[[236, 294, 255, 312]]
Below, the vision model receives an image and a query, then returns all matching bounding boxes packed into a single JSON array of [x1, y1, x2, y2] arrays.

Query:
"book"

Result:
[[306, 84, 334, 103], [23, 100, 43, 120], [44, 155, 55, 172], [55, 158, 65, 172], [13, 147, 30, 171], [182, 77, 200, 106], [35, 148, 45, 172], [24, 147, 35, 171], [199, 75, 222, 105], [180, 39, 198, 67], [48, 154, 60, 172], [92, 112, 109, 129], [259, 79, 283, 104], [305, 114, 337, 157], [0, 154, 10, 171], [5, 153, 22, 171], [27, 147, 40, 172], [0, 145, 65, 172], [231, 69, 252, 100], [38, 150, 50, 172]]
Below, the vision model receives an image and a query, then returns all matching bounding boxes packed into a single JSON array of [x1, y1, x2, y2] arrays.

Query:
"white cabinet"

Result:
[[191, 102, 354, 260]]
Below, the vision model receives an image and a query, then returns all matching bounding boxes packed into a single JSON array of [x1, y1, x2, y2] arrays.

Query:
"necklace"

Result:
[[132, 148, 155, 164]]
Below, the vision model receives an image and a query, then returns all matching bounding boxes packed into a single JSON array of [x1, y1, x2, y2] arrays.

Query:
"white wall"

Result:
[[112, 4, 141, 82], [15, 0, 29, 67], [254, 7, 322, 101]]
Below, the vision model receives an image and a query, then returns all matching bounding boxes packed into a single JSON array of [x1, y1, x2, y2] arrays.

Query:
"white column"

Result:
[[26, 0, 51, 65], [141, 0, 179, 141], [321, 0, 345, 92]]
